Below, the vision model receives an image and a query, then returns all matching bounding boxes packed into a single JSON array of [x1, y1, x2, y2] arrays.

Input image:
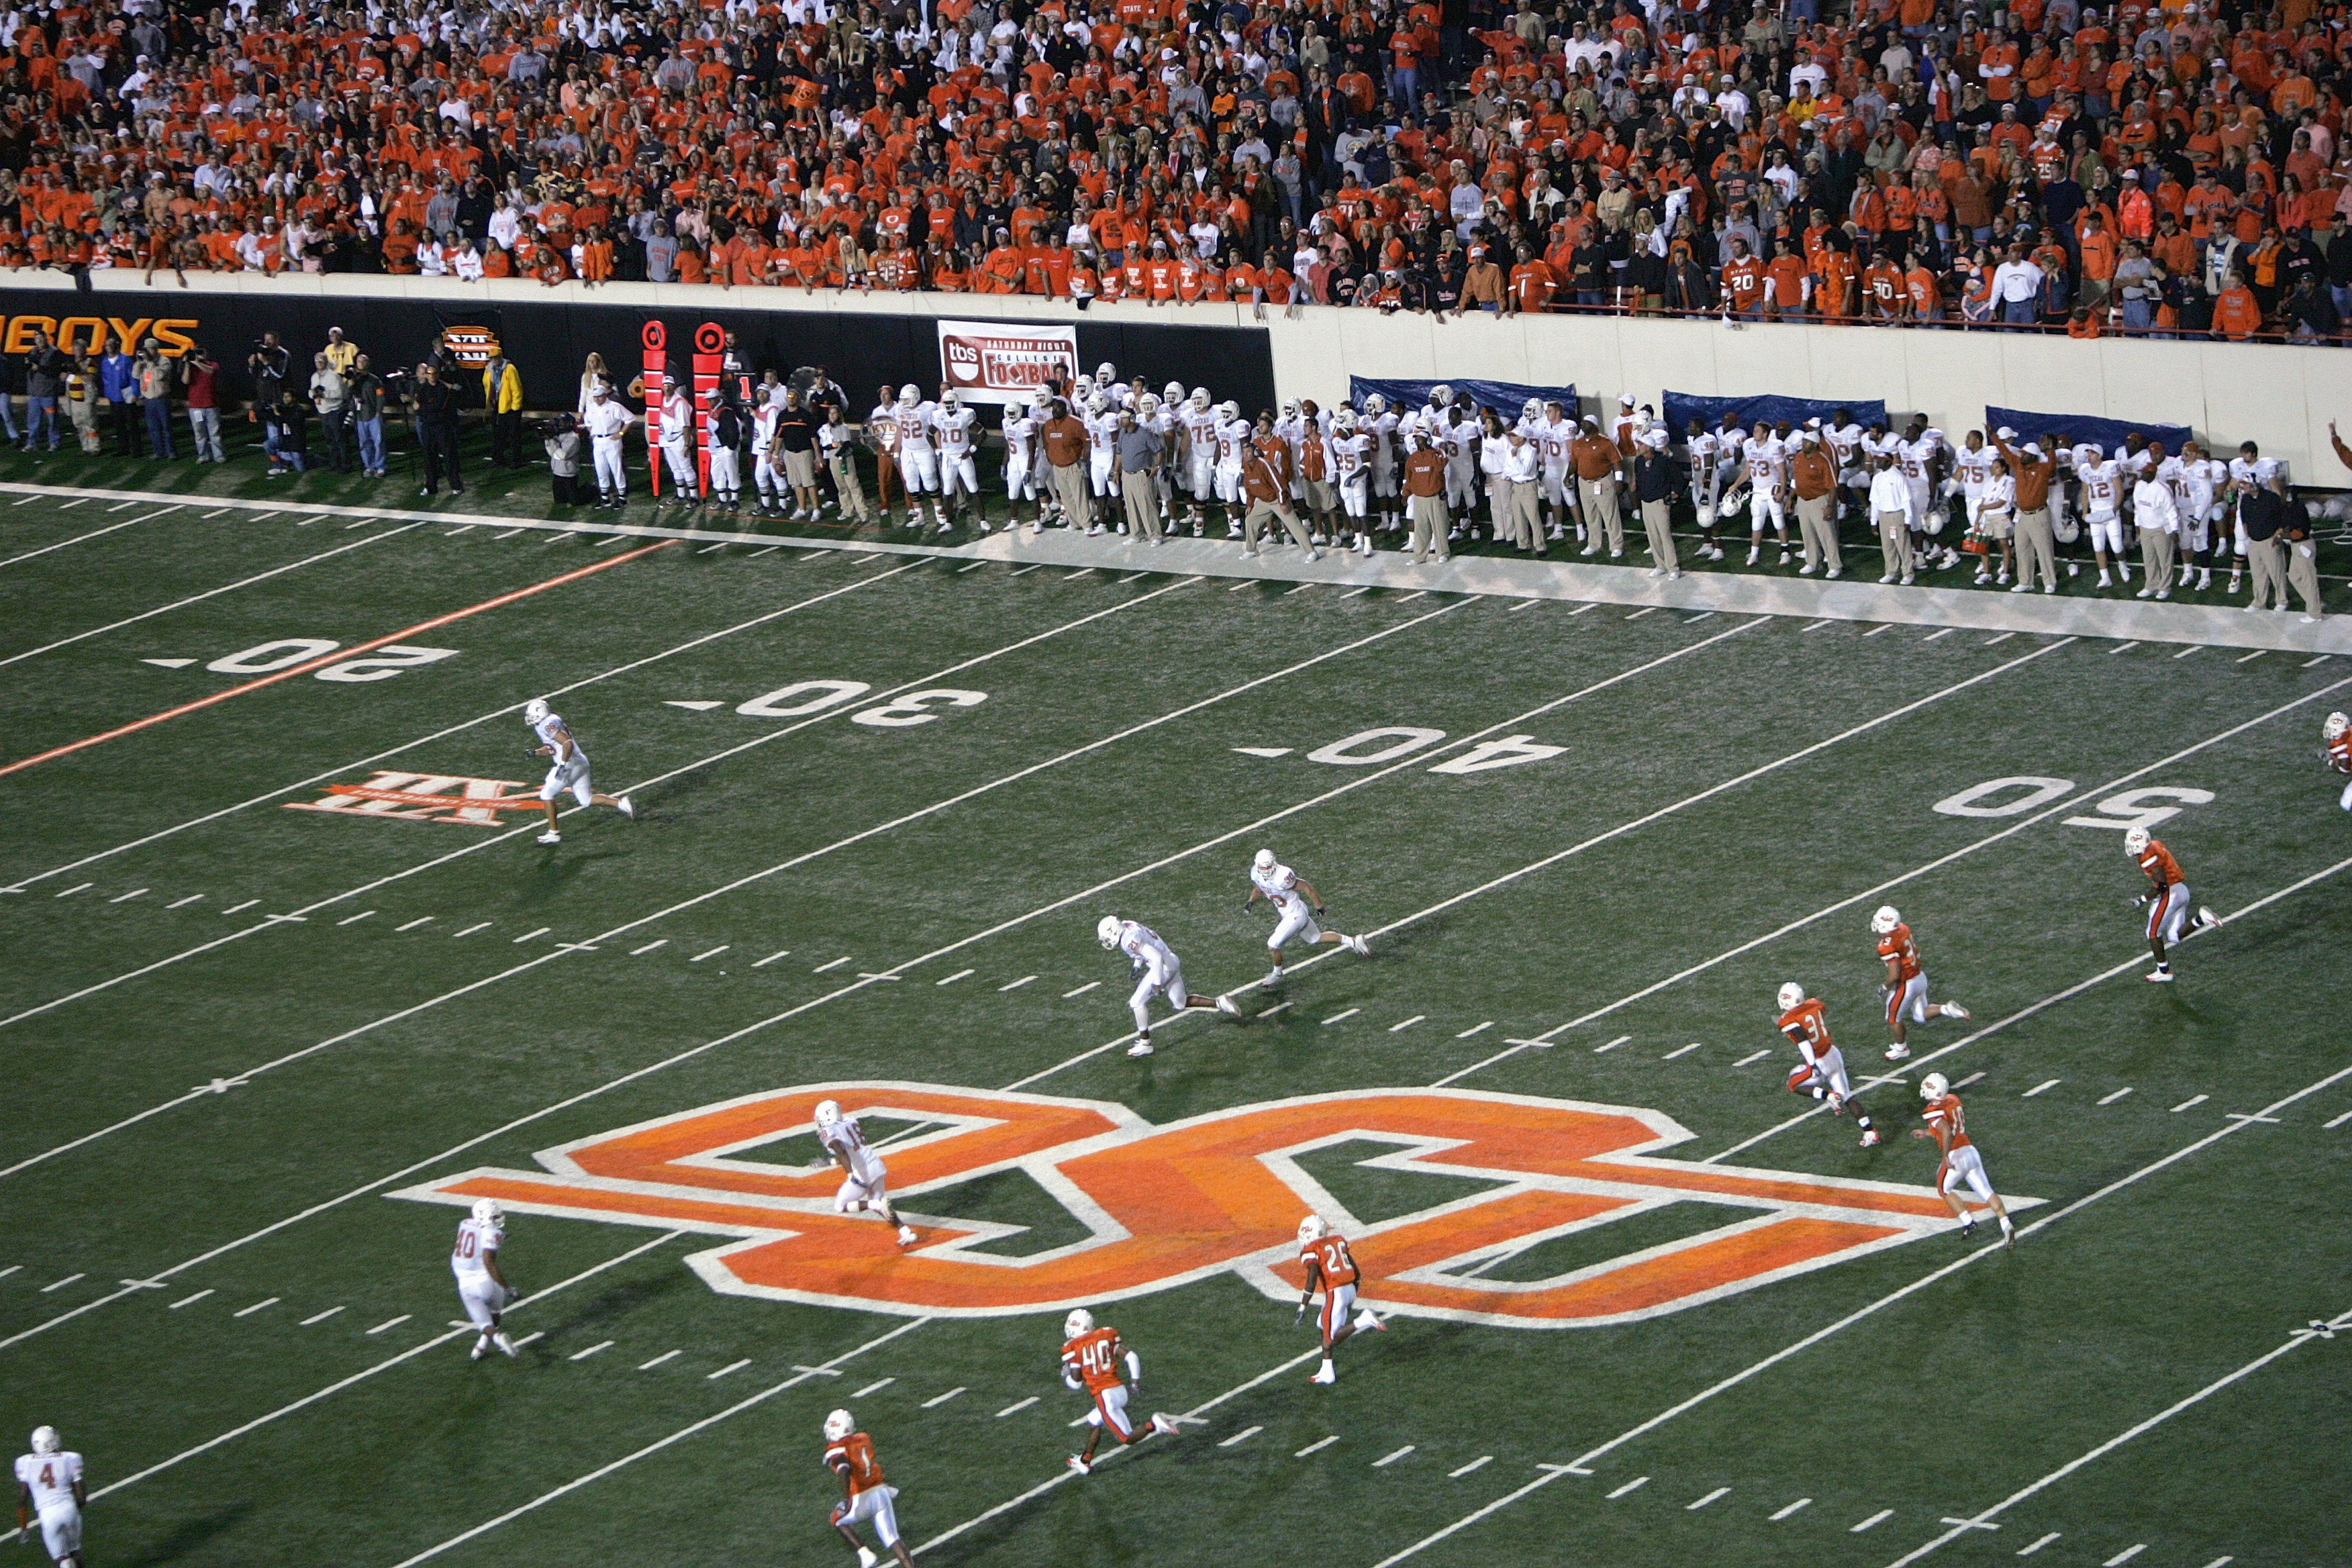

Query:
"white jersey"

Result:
[[2159, 455, 2210, 517], [1952, 444, 1994, 497], [1114, 920, 1177, 984], [1001, 407, 1038, 459], [1214, 415, 1251, 470], [1895, 432, 1941, 484], [2078, 458, 2123, 518], [661, 393, 693, 448], [1181, 405, 1220, 458], [2118, 444, 2155, 481], [820, 1112, 886, 1188], [450, 1215, 503, 1281], [1085, 411, 1120, 458], [1537, 416, 1575, 471], [935, 405, 977, 457], [2228, 454, 2280, 489], [1745, 436, 1786, 488], [866, 403, 901, 452], [1251, 860, 1310, 914], [1365, 410, 1398, 469], [1330, 430, 1371, 479], [752, 404, 781, 455], [895, 401, 937, 454], [1862, 430, 1900, 464], [532, 712, 584, 766], [13, 1451, 81, 1513], [1827, 421, 1865, 471]]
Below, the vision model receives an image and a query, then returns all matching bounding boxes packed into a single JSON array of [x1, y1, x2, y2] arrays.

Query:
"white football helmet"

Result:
[[1096, 915, 1124, 950], [1218, 400, 1240, 423], [942, 389, 961, 409], [523, 697, 550, 727], [1087, 394, 1110, 417], [813, 1099, 842, 1132], [1138, 393, 1161, 415], [1074, 373, 1096, 397], [1920, 1072, 1950, 1101], [469, 1197, 503, 1226], [29, 1428, 56, 1456], [1253, 848, 1275, 874], [1776, 981, 1805, 1013], [1430, 383, 1453, 407], [1187, 387, 1209, 409], [1334, 410, 1356, 430], [1871, 906, 1901, 935], [1096, 360, 1117, 383], [2326, 712, 2348, 740], [2124, 826, 2151, 856], [897, 385, 920, 407], [1364, 393, 1387, 415], [823, 1408, 854, 1442], [1280, 399, 1299, 421], [1297, 1214, 1327, 1243], [1065, 1308, 1095, 1340], [1522, 397, 1542, 423]]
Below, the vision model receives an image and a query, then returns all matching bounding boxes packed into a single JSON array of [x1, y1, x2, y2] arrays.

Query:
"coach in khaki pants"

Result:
[[1116, 411, 1165, 542], [1632, 429, 1679, 576], [1403, 434, 1449, 562], [1867, 452, 1916, 583], [1571, 420, 1624, 555], [2235, 479, 2291, 611], [1996, 433, 2059, 593], [2282, 496, 2325, 622], [1042, 400, 1091, 528], [1240, 442, 1316, 558], [1788, 430, 1841, 577]]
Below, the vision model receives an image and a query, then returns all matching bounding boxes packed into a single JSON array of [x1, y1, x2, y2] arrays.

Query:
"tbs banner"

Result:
[[936, 320, 1077, 405]]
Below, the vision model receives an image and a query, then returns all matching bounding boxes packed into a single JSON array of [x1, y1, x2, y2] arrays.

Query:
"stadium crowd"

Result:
[[1, 0, 2349, 342]]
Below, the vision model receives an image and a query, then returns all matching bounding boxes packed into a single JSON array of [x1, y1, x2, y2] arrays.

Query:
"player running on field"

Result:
[[1775, 983, 1879, 1146], [1244, 848, 1369, 988], [452, 1197, 518, 1361], [15, 1427, 85, 1568], [2126, 826, 2216, 983], [1871, 905, 1970, 1061], [1295, 1214, 1385, 1384], [1097, 916, 1238, 1059], [822, 1409, 914, 1568], [2324, 712, 2351, 811], [1912, 1072, 2014, 1246], [1060, 1310, 1183, 1474], [810, 1099, 918, 1246], [523, 697, 634, 845]]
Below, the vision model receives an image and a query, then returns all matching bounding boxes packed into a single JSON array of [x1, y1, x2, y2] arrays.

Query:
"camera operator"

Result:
[[407, 361, 464, 497], [346, 354, 387, 479], [181, 344, 223, 462], [247, 332, 289, 409], [544, 413, 582, 506]]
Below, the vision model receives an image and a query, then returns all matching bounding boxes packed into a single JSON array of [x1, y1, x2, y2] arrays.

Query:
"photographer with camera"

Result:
[[407, 361, 464, 497], [309, 351, 352, 474], [347, 355, 388, 479], [181, 345, 223, 462], [544, 414, 582, 506]]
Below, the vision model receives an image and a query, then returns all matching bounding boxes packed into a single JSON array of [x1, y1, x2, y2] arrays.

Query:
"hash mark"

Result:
[[1684, 611, 1716, 624], [512, 926, 552, 944], [1984, 632, 2016, 645], [1769, 1498, 1814, 1521], [2173, 1094, 2211, 1113], [1394, 591, 1428, 603], [1115, 571, 1148, 585], [2109, 641, 2140, 654], [1218, 1425, 1262, 1447], [1955, 1072, 1987, 1089], [2237, 649, 2267, 664], [752, 950, 791, 967], [999, 975, 1037, 991], [336, 910, 375, 926], [444, 525, 477, 537], [1065, 567, 1095, 579], [38, 1274, 83, 1293], [995, 1397, 1039, 1418], [1596, 1034, 1630, 1053], [2172, 645, 2203, 660], [1229, 580, 1255, 592], [2024, 1079, 2061, 1097], [1062, 981, 1099, 998], [708, 1359, 752, 1380], [1687, 1488, 1730, 1510], [0, 1267, 15, 1279], [1389, 1016, 1424, 1032], [689, 946, 730, 963], [2103, 1547, 2147, 1566], [2304, 656, 2332, 667], [366, 1316, 411, 1336], [814, 957, 853, 972], [513, 1332, 544, 1349], [1803, 619, 1836, 633], [1322, 1008, 1359, 1026], [1733, 1050, 1771, 1067], [2323, 1109, 2352, 1130], [491, 528, 526, 540], [569, 1341, 614, 1362], [630, 940, 667, 955], [2097, 1087, 2135, 1106], [1606, 1476, 1650, 1499], [1295, 1436, 1340, 1457], [232, 1297, 280, 1318], [396, 917, 435, 932], [637, 1351, 681, 1371], [54, 883, 90, 898], [2016, 1532, 2061, 1555], [1344, 587, 1372, 598], [1449, 1456, 1492, 1477], [451, 922, 491, 938], [1508, 597, 1542, 614], [1663, 1043, 1702, 1060], [166, 895, 205, 908], [1456, 1022, 1493, 1038], [222, 899, 258, 914], [1372, 1445, 1414, 1468], [1008, 565, 1041, 577], [299, 1307, 344, 1326], [748, 546, 781, 558], [957, 560, 985, 573], [1284, 582, 1314, 595], [1259, 1001, 1292, 1017], [1624, 607, 1655, 620], [1851, 1509, 1894, 1532], [936, 969, 973, 985], [1569, 603, 1598, 616], [921, 1386, 965, 1408], [168, 1289, 214, 1310], [852, 1378, 894, 1398], [1922, 628, 1955, 642], [1865, 624, 1896, 637], [107, 887, 148, 903]]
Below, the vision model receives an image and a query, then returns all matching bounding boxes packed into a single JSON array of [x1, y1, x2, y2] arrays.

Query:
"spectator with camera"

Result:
[[309, 352, 351, 474], [347, 356, 388, 479], [23, 329, 64, 453], [181, 346, 223, 462], [544, 415, 581, 507]]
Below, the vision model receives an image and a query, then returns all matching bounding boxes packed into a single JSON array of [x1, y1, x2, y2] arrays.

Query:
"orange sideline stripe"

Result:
[[0, 540, 675, 780]]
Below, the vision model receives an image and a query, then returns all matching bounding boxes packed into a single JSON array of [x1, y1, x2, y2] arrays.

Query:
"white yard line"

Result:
[[0, 524, 427, 671], [0, 514, 152, 568]]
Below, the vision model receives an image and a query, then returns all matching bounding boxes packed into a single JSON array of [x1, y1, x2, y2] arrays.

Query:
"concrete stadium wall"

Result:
[[7, 269, 2345, 481]]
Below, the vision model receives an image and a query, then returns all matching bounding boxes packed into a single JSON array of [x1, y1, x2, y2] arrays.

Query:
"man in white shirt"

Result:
[[1990, 245, 2046, 326], [2132, 458, 2182, 599], [581, 384, 636, 508], [1502, 426, 1544, 552], [1869, 451, 1919, 584], [2075, 442, 2128, 588]]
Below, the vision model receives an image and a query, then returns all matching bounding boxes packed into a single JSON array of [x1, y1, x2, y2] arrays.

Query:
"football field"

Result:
[[1, 483, 2349, 1568]]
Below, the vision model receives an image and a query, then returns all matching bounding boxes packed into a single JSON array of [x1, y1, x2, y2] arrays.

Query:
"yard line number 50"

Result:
[[1931, 775, 2215, 833]]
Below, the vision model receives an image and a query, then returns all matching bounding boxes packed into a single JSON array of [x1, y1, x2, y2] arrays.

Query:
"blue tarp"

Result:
[[1663, 391, 1890, 435], [1983, 405, 2194, 455], [1348, 377, 1577, 416]]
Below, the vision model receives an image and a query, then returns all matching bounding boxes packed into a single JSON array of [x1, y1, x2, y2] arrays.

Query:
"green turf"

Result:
[[0, 473, 2347, 1568]]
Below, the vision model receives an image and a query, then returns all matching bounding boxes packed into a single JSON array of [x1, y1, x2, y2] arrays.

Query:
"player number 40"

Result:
[[1931, 775, 2215, 832]]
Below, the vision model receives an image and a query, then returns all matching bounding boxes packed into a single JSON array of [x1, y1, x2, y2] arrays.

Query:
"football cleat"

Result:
[[1066, 1455, 1093, 1475], [1347, 935, 1369, 957], [896, 1225, 918, 1246], [824, 1409, 856, 1442], [616, 795, 636, 820], [2000, 1216, 2016, 1248], [2145, 969, 2175, 983], [493, 1332, 517, 1358], [1309, 1364, 1336, 1385], [1150, 1413, 1181, 1436], [1959, 1218, 1977, 1240], [1352, 1308, 1385, 1333], [1942, 1002, 1971, 1020], [1215, 995, 1239, 1017], [1260, 970, 1283, 990], [1860, 1129, 1882, 1147], [2196, 905, 2217, 932], [1826, 1092, 1846, 1115], [471, 1338, 488, 1361], [857, 1548, 881, 1568], [1884, 1042, 1912, 1061], [536, 830, 562, 846], [1126, 1039, 1154, 1057]]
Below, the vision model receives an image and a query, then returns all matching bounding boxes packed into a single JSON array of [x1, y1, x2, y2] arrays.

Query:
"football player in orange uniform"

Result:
[[1912, 1072, 2014, 1245], [822, 1408, 914, 1568], [1775, 983, 1879, 1146], [1295, 1214, 1385, 1384], [1060, 1309, 1182, 1475], [1871, 905, 1969, 1061], [2125, 826, 2214, 983], [2324, 712, 2351, 811]]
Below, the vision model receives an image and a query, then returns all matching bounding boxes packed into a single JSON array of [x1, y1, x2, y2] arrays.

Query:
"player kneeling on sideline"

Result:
[[2326, 712, 2352, 810], [524, 698, 634, 846], [1061, 1310, 1183, 1474], [1295, 1214, 1385, 1384], [1871, 905, 1969, 1061], [1913, 1073, 2014, 1246], [1775, 983, 1879, 1146], [810, 1099, 918, 1246], [1245, 848, 1369, 987], [1097, 916, 1237, 1059], [2126, 826, 2215, 983], [452, 1197, 518, 1361], [823, 1409, 914, 1568], [15, 1427, 84, 1568]]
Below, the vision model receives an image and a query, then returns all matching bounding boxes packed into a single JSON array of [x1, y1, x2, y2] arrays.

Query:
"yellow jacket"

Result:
[[483, 360, 523, 413]]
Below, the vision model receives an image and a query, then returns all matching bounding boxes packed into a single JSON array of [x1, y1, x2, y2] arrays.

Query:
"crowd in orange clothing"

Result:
[[2, 0, 2347, 344]]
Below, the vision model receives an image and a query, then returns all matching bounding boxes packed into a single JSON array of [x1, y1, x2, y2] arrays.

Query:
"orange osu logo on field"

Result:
[[285, 771, 539, 826], [394, 1085, 2033, 1328]]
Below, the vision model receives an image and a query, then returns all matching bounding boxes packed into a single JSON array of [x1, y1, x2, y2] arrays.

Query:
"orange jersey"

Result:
[[2331, 731, 2352, 774], [1921, 1091, 1971, 1154], [1877, 923, 1922, 982], [2136, 839, 2184, 888], [1301, 1232, 1361, 1289], [1061, 1326, 1124, 1393], [1777, 998, 1832, 1060], [824, 1431, 886, 1496]]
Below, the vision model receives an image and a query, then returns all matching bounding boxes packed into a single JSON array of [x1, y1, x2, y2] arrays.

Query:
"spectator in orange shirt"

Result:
[[2076, 211, 2118, 309], [1507, 246, 1557, 313], [2210, 270, 2264, 340], [1863, 254, 1906, 320], [1762, 239, 1809, 319], [1720, 238, 1766, 317]]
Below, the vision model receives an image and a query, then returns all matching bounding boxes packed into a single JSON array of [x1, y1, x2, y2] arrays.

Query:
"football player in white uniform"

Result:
[[894, 387, 942, 532], [13, 1428, 83, 1568], [1244, 848, 1369, 987], [658, 379, 699, 502], [1743, 421, 1791, 567], [1330, 409, 1375, 556], [1180, 387, 1219, 532], [2075, 442, 2128, 588], [452, 1197, 520, 1360], [1085, 395, 1122, 532], [1213, 401, 1251, 537], [524, 697, 633, 846], [809, 1099, 919, 1246], [1363, 394, 1401, 534], [1002, 397, 1041, 530], [1097, 916, 1237, 1057], [933, 389, 981, 532]]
